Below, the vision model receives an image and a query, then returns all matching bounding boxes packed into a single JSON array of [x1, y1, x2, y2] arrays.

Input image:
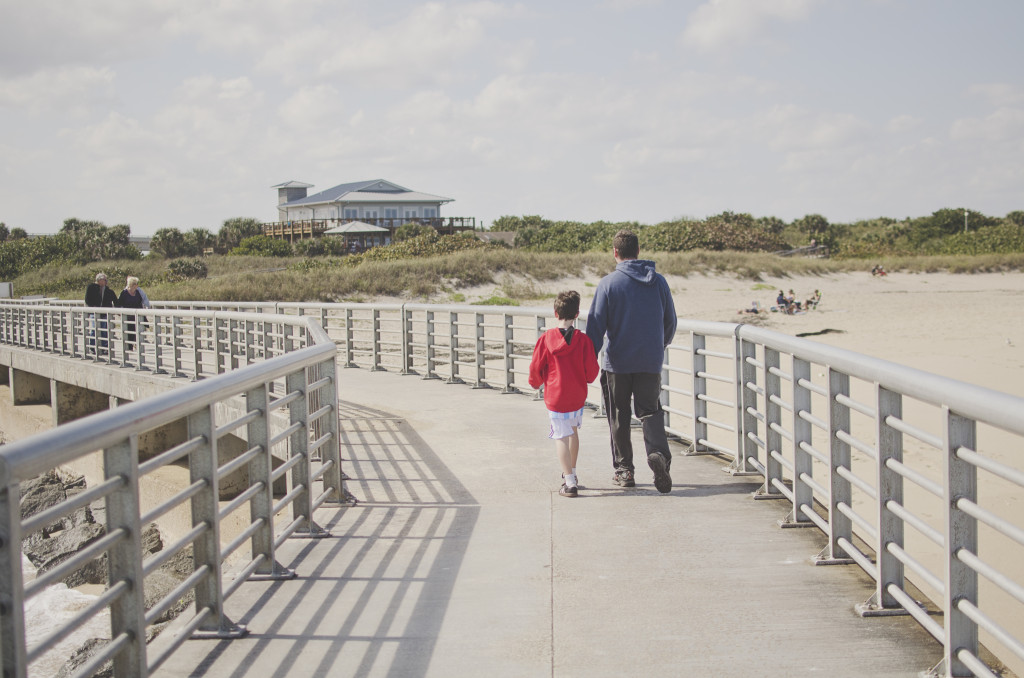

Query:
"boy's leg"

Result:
[[555, 437, 573, 476], [568, 428, 580, 470]]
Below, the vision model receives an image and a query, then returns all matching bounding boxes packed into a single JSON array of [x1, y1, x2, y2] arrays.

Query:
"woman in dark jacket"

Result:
[[118, 276, 145, 348]]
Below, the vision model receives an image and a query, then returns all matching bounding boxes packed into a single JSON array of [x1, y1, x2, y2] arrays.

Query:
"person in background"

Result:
[[85, 272, 117, 308], [585, 230, 677, 494], [529, 290, 600, 497], [118, 276, 145, 349], [85, 272, 117, 348]]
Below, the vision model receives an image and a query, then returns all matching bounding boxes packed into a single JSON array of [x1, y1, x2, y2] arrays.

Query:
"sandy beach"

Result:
[[449, 268, 1024, 399]]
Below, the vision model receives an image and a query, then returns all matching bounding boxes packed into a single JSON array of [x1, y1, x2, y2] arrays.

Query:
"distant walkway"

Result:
[[155, 364, 941, 677]]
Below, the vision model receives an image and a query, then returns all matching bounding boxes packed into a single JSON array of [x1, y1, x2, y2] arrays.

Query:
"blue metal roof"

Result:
[[283, 179, 415, 207]]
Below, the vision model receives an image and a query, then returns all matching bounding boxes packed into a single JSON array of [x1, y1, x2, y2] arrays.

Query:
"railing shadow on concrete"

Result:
[[2, 298, 1024, 677], [150, 399, 478, 678]]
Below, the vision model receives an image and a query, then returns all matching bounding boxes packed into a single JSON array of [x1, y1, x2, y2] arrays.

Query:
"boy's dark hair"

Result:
[[613, 230, 639, 259], [554, 290, 581, 320]]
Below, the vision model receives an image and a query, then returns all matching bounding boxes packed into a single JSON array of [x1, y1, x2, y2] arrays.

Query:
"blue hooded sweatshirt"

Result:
[[584, 259, 677, 374]]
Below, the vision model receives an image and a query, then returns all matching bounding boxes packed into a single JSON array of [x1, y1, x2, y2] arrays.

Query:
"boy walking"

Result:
[[529, 291, 600, 497]]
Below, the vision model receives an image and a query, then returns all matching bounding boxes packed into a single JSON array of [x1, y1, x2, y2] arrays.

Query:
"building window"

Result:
[[405, 209, 417, 218], [424, 207, 437, 218], [344, 209, 357, 219], [364, 210, 378, 219], [385, 208, 398, 218]]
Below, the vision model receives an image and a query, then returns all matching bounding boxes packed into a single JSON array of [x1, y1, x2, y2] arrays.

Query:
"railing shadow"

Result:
[[159, 399, 479, 678]]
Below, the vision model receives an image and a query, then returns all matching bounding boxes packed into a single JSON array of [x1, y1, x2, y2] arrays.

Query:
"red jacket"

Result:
[[529, 327, 600, 413]]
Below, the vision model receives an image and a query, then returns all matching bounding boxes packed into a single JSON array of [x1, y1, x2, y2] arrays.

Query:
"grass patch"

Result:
[[9, 249, 1024, 303]]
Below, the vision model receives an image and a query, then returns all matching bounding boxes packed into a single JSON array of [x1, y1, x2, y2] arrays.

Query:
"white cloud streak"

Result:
[[681, 0, 822, 52]]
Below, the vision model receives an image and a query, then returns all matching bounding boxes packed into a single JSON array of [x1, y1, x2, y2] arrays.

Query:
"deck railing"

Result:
[[0, 302, 342, 677], [2, 298, 1023, 677]]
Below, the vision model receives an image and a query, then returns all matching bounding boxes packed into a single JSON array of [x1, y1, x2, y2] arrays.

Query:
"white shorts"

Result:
[[547, 408, 584, 440]]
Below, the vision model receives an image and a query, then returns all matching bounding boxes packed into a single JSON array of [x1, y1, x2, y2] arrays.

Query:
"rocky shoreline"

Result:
[[20, 471, 195, 677]]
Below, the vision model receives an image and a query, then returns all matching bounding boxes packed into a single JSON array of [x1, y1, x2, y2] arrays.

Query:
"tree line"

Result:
[[492, 208, 1024, 257]]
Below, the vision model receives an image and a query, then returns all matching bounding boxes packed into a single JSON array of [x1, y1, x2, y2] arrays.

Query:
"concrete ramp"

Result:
[[155, 366, 941, 677]]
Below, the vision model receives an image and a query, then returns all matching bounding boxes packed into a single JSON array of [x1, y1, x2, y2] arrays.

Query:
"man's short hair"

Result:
[[95, 273, 107, 283], [613, 230, 639, 259], [554, 290, 581, 321]]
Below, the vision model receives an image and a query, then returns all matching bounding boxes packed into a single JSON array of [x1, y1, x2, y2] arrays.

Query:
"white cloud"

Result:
[[0, 66, 116, 113], [885, 114, 922, 134], [966, 83, 1024, 108], [277, 85, 346, 129], [681, 0, 822, 52], [950, 107, 1024, 145], [0, 1, 177, 75]]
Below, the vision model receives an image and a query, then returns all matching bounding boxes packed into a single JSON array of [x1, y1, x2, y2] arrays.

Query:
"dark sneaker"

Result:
[[563, 473, 583, 490], [613, 469, 635, 487], [559, 483, 578, 497], [648, 453, 672, 494]]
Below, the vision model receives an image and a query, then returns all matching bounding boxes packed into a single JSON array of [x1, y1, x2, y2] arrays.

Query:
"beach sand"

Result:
[[444, 268, 1024, 398]]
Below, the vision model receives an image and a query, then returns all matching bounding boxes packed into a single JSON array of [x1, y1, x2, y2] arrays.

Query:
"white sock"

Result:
[[572, 467, 577, 478], [565, 472, 577, 487]]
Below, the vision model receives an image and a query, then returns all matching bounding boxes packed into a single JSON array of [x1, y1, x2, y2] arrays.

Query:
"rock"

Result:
[[20, 472, 94, 548], [26, 522, 106, 584], [55, 638, 112, 678]]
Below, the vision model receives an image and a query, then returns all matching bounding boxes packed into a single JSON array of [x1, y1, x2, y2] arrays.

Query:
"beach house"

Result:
[[265, 179, 475, 243]]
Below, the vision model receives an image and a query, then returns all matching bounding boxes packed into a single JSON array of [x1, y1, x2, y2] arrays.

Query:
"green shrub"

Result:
[[167, 258, 208, 280], [394, 222, 435, 242], [293, 237, 350, 257], [230, 236, 294, 257]]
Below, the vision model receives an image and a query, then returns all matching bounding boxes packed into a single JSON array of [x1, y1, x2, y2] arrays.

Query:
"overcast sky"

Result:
[[1, 1, 1022, 236]]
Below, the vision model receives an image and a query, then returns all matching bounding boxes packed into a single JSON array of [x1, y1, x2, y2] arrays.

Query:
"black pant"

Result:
[[600, 371, 671, 472]]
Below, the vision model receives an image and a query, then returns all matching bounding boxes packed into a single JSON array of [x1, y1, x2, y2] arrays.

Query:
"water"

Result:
[[22, 555, 110, 678]]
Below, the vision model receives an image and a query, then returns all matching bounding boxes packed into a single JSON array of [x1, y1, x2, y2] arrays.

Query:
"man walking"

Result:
[[85, 272, 117, 349], [585, 230, 677, 493]]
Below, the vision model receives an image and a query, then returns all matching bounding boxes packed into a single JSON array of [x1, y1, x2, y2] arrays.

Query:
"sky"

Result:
[[1, 0, 1022, 236]]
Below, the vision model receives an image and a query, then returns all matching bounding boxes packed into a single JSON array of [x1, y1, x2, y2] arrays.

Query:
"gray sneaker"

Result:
[[648, 453, 672, 494], [613, 469, 635, 487], [559, 483, 578, 497]]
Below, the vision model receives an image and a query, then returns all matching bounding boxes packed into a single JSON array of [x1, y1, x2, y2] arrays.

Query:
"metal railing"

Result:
[[0, 302, 342, 677], [3, 298, 1023, 677]]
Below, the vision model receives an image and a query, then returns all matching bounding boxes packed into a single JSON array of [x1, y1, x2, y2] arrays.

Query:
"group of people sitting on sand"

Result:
[[740, 288, 821, 315]]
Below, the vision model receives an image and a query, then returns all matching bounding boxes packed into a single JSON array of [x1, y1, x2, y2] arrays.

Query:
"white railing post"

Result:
[[447, 311, 462, 384], [371, 309, 383, 371], [343, 308, 355, 367], [187, 405, 245, 638], [758, 346, 784, 497], [819, 368, 854, 564], [503, 313, 516, 393], [0, 481, 28, 678], [691, 332, 708, 452], [191, 315, 202, 380], [733, 337, 758, 475], [943, 409, 979, 677], [474, 312, 486, 387], [401, 305, 414, 375], [785, 357, 815, 527], [424, 309, 438, 379], [103, 438, 148, 676], [865, 386, 906, 613], [287, 369, 327, 537], [246, 383, 295, 581], [317, 358, 344, 505]]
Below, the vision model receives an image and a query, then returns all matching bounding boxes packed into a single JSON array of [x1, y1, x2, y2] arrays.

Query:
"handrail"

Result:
[[2, 297, 1023, 677], [0, 302, 341, 678]]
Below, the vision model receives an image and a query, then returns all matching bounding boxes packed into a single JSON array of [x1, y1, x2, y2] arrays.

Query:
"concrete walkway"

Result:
[[155, 364, 942, 677]]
